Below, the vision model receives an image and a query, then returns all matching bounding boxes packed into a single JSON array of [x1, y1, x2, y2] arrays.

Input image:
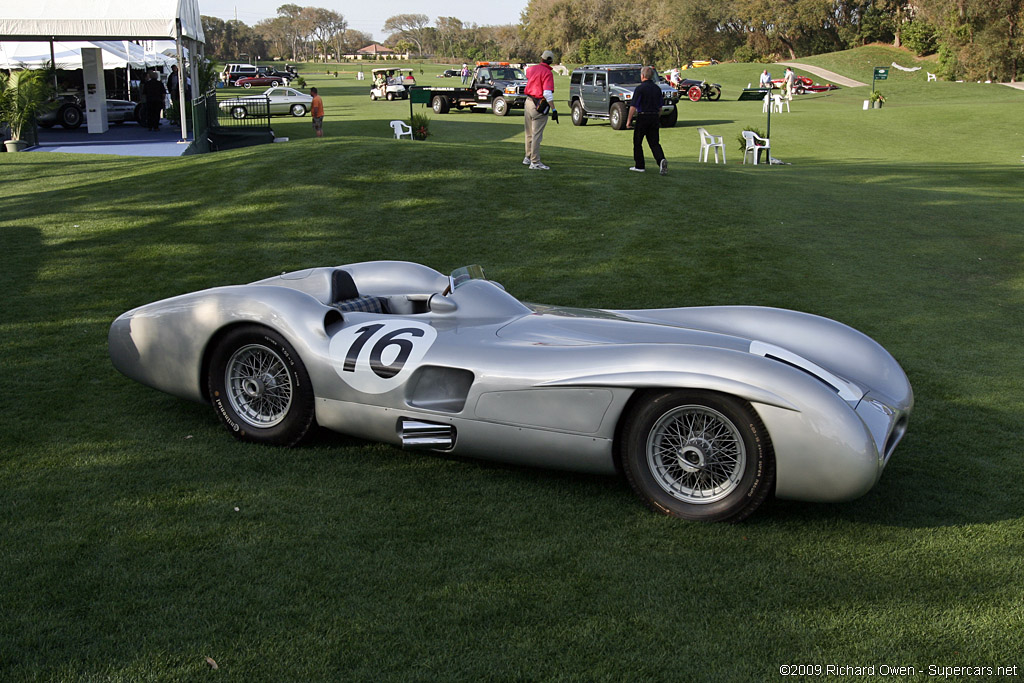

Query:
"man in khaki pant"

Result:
[[523, 50, 556, 170]]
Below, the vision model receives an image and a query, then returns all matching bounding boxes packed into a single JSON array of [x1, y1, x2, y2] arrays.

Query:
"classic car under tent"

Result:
[[0, 0, 205, 142]]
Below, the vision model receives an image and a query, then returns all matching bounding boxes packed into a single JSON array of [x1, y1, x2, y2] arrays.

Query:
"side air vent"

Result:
[[398, 418, 456, 451], [750, 341, 862, 402]]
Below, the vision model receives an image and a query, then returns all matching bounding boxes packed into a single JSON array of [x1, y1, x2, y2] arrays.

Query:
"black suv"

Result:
[[568, 64, 679, 129]]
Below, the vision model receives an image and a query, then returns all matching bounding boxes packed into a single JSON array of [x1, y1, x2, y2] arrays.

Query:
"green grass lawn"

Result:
[[2, 52, 1023, 680]]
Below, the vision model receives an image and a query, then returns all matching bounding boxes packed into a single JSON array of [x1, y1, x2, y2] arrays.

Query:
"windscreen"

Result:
[[450, 265, 486, 290], [490, 68, 526, 80]]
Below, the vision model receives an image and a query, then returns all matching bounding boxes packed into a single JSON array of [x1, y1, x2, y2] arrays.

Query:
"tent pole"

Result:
[[50, 39, 58, 91], [176, 22, 187, 142]]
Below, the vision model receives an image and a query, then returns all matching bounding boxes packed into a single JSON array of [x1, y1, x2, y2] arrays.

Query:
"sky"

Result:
[[200, 1, 528, 42]]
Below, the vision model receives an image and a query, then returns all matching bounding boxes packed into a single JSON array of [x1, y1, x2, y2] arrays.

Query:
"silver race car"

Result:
[[109, 262, 913, 522]]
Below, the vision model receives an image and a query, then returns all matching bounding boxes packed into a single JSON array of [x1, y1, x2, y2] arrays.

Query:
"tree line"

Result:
[[202, 1, 1022, 81]]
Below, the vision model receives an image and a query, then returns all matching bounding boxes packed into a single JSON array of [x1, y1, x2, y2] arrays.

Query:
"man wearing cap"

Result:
[[523, 50, 557, 170]]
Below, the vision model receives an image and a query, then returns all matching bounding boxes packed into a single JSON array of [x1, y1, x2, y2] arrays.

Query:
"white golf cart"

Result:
[[370, 68, 416, 101]]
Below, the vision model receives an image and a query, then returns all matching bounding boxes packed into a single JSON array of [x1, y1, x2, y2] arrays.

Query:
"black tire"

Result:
[[610, 102, 627, 130], [571, 101, 587, 126], [660, 107, 678, 128], [796, 85, 806, 95], [432, 95, 450, 114], [207, 325, 315, 447], [58, 104, 83, 129], [386, 91, 395, 101], [134, 103, 145, 124], [290, 104, 306, 117], [707, 86, 722, 101], [492, 96, 508, 116], [231, 106, 247, 120], [620, 390, 775, 522], [271, 80, 279, 87], [243, 82, 252, 88]]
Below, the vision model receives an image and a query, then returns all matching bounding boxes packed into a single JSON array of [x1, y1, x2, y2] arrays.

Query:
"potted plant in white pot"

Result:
[[1, 68, 52, 152]]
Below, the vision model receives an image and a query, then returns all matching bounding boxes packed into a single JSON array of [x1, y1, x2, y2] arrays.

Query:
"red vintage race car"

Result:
[[770, 75, 839, 94]]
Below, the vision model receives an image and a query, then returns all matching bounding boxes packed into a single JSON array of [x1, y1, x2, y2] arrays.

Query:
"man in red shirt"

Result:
[[310, 87, 324, 138], [523, 50, 557, 170]]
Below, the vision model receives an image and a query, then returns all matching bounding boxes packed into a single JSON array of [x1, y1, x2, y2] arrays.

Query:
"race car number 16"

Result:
[[329, 320, 437, 394]]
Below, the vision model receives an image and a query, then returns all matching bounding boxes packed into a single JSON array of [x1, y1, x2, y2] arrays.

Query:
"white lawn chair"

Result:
[[390, 120, 413, 140], [927, 72, 937, 82], [762, 93, 770, 112], [697, 127, 726, 164], [742, 130, 770, 165], [772, 94, 789, 113]]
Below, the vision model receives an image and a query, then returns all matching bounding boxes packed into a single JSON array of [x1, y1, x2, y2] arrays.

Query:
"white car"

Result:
[[218, 87, 313, 119]]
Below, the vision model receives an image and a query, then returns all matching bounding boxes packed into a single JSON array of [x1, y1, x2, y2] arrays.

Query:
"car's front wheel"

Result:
[[386, 91, 395, 101], [231, 106, 247, 120], [58, 104, 83, 129], [707, 85, 722, 101], [492, 96, 508, 116], [290, 104, 306, 117], [660, 107, 678, 128], [243, 82, 252, 88], [620, 390, 774, 522], [207, 325, 315, 447], [610, 102, 627, 130]]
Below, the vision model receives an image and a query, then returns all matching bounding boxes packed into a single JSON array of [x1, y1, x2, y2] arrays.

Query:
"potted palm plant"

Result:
[[1, 68, 52, 152]]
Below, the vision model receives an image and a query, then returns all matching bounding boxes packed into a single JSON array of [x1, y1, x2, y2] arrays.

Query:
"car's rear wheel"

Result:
[[271, 80, 279, 87], [58, 104, 83, 129], [571, 101, 587, 126], [231, 106, 247, 120], [290, 104, 306, 117], [432, 95, 450, 114], [492, 96, 508, 116], [620, 390, 774, 522], [207, 325, 315, 447], [687, 85, 703, 102], [610, 102, 627, 130]]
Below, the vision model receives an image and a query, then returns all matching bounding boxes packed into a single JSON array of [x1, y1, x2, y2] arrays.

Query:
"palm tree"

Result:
[[1, 68, 53, 147]]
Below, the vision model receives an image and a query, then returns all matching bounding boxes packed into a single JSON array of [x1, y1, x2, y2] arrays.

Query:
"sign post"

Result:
[[872, 67, 889, 94]]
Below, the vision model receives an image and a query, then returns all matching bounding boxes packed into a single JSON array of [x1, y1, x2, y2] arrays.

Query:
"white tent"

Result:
[[0, 1, 205, 140], [0, 1, 204, 43], [0, 41, 176, 70]]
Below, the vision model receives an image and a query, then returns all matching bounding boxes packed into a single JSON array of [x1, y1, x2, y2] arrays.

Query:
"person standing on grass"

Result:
[[460, 63, 469, 84], [783, 67, 795, 100], [523, 50, 557, 171], [625, 66, 668, 175], [310, 87, 324, 138]]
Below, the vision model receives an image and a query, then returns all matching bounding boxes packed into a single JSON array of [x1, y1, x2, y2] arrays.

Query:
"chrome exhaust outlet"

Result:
[[398, 418, 456, 451]]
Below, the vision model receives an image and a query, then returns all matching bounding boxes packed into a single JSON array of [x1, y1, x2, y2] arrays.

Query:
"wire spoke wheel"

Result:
[[647, 405, 745, 504], [621, 391, 774, 522], [208, 325, 315, 447], [225, 344, 293, 428]]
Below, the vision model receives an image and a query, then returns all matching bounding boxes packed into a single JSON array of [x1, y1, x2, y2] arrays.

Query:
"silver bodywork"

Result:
[[109, 261, 912, 503], [218, 87, 312, 117]]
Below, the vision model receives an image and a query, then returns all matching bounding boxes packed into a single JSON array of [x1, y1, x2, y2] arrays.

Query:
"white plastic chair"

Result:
[[390, 120, 412, 140], [772, 94, 789, 113], [762, 93, 770, 112], [927, 72, 937, 82], [697, 127, 726, 164], [742, 130, 770, 165]]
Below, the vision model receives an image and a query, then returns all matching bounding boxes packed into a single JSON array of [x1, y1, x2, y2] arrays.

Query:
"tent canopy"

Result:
[[0, 41, 177, 70], [0, 0, 204, 43]]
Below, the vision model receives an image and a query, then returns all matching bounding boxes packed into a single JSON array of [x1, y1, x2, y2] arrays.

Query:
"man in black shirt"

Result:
[[625, 66, 668, 175]]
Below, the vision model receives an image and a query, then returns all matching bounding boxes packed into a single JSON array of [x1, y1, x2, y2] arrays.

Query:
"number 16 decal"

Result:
[[329, 320, 437, 394]]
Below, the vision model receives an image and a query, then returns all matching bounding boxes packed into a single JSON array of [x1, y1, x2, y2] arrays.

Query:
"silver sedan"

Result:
[[218, 87, 313, 119]]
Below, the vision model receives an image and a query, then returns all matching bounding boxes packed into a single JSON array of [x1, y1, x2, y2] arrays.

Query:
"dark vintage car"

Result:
[[235, 75, 288, 88], [677, 78, 723, 102], [37, 94, 141, 129]]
